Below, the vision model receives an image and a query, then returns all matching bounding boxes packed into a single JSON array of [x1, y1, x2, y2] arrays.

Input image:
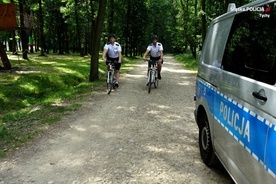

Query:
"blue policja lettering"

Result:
[[220, 101, 250, 142]]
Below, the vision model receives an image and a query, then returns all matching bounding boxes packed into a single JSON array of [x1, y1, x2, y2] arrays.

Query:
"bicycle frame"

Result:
[[106, 62, 116, 94], [148, 61, 158, 82]]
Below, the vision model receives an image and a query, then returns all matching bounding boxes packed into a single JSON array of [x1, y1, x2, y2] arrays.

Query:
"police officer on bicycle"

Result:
[[143, 35, 164, 80], [102, 34, 122, 87]]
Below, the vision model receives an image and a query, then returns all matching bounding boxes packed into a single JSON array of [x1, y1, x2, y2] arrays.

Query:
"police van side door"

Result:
[[196, 14, 235, 135], [215, 2, 276, 183]]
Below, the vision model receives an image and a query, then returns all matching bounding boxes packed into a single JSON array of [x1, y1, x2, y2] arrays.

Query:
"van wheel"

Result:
[[198, 113, 219, 167]]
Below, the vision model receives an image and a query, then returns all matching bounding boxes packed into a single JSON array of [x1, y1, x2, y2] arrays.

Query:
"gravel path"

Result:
[[0, 56, 234, 184]]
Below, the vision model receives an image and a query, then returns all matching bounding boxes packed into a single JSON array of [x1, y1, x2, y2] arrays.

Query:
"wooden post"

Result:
[[0, 42, 11, 70]]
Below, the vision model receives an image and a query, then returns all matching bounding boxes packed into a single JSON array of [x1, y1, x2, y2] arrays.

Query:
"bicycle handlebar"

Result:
[[146, 59, 159, 63], [106, 60, 118, 64], [145, 59, 162, 62]]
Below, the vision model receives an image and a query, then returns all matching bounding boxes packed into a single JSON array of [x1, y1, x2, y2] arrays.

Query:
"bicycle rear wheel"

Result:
[[148, 71, 152, 93]]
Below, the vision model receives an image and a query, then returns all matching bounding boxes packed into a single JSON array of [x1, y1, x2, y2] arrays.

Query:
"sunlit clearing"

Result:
[[0, 76, 20, 83], [20, 83, 38, 93], [78, 64, 90, 68], [51, 102, 67, 107], [15, 70, 41, 74], [99, 68, 105, 74], [55, 67, 82, 75], [28, 106, 42, 114], [22, 99, 32, 107], [40, 61, 66, 66], [123, 58, 131, 62], [12, 76, 21, 81], [43, 97, 62, 104]]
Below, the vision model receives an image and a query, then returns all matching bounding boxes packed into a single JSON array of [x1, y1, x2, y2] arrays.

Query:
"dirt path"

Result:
[[0, 56, 234, 184]]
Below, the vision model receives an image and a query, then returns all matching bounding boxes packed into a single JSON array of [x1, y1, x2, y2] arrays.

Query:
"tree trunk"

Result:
[[108, 0, 114, 34], [9, 0, 16, 54], [29, 29, 34, 53], [0, 42, 11, 69], [19, 0, 28, 59], [89, 0, 107, 81], [195, 0, 199, 52], [57, 13, 64, 54], [180, 0, 188, 53], [74, 0, 82, 56], [124, 0, 131, 57], [88, 0, 95, 55], [8, 32, 16, 53], [39, 0, 45, 56]]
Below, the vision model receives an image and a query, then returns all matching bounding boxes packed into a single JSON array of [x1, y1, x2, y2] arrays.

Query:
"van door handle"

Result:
[[252, 91, 267, 102]]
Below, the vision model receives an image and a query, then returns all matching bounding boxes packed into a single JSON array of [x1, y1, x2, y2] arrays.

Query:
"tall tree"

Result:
[[89, 0, 107, 81], [124, 0, 131, 57], [19, 0, 29, 59], [38, 0, 45, 56], [108, 0, 114, 34], [9, 0, 17, 54], [57, 12, 65, 54], [74, 0, 82, 56], [89, 0, 96, 55]]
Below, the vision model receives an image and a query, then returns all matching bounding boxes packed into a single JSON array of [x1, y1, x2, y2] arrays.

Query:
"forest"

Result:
[[0, 0, 251, 79], [0, 0, 255, 157]]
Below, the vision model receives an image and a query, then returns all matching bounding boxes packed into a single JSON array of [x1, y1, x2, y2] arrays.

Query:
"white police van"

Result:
[[194, 1, 276, 183]]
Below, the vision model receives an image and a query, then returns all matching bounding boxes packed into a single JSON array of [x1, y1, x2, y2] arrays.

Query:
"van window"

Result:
[[222, 3, 276, 85], [202, 18, 233, 67]]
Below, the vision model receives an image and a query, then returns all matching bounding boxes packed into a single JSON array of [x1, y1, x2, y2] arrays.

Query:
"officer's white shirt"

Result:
[[147, 42, 163, 57], [104, 42, 122, 58]]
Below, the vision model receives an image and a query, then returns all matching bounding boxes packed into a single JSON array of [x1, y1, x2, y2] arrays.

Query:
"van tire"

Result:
[[198, 113, 219, 167]]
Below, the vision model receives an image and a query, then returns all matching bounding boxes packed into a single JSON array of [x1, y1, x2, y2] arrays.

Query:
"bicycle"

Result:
[[146, 59, 159, 93], [106, 61, 117, 94]]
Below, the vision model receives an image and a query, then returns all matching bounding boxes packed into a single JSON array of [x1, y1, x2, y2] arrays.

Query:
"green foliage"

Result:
[[0, 54, 92, 157], [0, 0, 253, 58], [174, 53, 198, 71], [0, 119, 8, 139], [1, 55, 90, 116], [0, 53, 138, 157]]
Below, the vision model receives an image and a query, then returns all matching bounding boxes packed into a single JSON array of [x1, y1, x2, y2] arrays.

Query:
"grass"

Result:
[[0, 52, 140, 157], [174, 53, 198, 71]]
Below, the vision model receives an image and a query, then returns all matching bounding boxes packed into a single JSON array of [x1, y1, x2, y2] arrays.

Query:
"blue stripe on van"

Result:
[[196, 79, 276, 179], [266, 127, 276, 178]]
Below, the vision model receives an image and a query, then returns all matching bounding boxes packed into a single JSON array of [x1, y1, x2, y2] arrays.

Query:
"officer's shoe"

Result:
[[115, 82, 119, 88], [158, 73, 161, 80]]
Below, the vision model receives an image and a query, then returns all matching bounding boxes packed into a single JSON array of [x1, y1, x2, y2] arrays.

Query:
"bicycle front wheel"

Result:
[[154, 74, 159, 88], [148, 71, 152, 93], [107, 72, 113, 94]]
